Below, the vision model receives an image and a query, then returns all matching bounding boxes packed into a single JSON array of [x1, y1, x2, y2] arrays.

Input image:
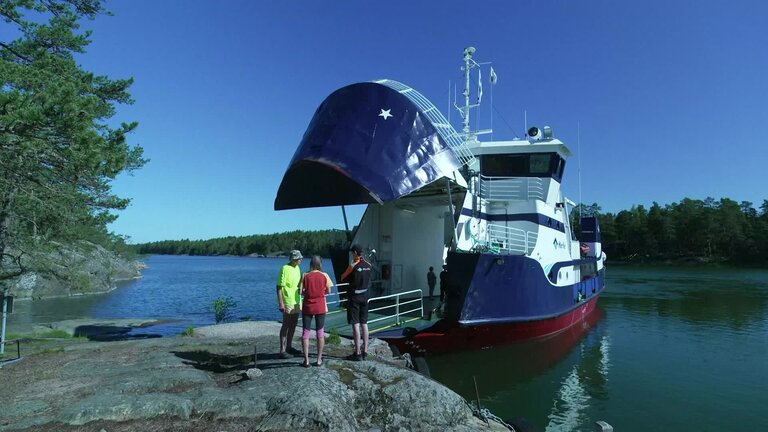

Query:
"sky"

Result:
[[61, 0, 768, 243]]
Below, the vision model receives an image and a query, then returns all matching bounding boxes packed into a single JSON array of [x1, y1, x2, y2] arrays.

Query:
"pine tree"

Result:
[[1, 0, 146, 282]]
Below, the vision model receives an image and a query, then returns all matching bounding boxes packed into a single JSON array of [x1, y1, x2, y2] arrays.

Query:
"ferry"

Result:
[[275, 47, 606, 355]]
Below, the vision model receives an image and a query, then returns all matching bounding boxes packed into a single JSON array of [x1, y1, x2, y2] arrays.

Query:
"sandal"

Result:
[[301, 360, 310, 368], [314, 360, 323, 367]]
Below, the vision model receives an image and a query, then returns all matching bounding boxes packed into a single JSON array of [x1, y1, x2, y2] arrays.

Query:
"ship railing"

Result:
[[478, 176, 545, 201], [485, 224, 539, 255], [326, 285, 424, 329]]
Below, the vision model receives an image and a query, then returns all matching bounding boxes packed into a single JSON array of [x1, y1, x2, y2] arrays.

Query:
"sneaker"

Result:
[[278, 352, 292, 359], [345, 353, 361, 361]]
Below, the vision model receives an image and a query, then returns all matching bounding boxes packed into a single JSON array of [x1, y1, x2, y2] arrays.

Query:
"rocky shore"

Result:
[[6, 241, 143, 300], [0, 321, 509, 431]]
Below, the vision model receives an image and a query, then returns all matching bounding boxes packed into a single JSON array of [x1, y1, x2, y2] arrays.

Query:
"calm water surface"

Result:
[[10, 255, 338, 335], [429, 265, 768, 431], [10, 256, 768, 431]]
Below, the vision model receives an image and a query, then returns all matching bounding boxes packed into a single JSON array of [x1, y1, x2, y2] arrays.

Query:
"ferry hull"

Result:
[[378, 251, 606, 355], [380, 294, 601, 355]]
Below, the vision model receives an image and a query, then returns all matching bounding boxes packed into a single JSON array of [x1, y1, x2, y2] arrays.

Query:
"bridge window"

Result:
[[481, 153, 565, 179], [530, 154, 552, 174], [482, 155, 527, 177]]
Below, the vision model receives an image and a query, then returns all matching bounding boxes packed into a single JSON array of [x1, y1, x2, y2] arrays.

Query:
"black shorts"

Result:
[[347, 296, 368, 325], [302, 313, 326, 331]]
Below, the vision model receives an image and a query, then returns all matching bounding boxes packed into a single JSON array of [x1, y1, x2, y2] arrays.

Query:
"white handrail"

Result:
[[479, 176, 545, 201], [485, 223, 538, 255], [326, 288, 424, 328]]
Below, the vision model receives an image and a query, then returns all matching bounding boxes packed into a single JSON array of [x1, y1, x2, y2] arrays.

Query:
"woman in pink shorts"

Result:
[[300, 255, 333, 367]]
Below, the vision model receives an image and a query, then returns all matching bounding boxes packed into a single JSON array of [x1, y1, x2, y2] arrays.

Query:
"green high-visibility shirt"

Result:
[[277, 263, 301, 306]]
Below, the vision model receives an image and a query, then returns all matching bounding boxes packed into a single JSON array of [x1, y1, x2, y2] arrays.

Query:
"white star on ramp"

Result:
[[378, 109, 393, 120]]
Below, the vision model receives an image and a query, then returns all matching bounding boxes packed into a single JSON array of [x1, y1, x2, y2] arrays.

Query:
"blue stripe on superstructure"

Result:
[[460, 208, 566, 233]]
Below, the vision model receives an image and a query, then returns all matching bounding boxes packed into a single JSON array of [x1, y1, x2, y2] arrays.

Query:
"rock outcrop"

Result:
[[0, 321, 509, 431], [6, 241, 142, 300]]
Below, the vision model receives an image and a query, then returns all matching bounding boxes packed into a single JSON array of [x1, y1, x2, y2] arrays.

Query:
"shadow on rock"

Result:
[[173, 350, 255, 373], [74, 325, 162, 341]]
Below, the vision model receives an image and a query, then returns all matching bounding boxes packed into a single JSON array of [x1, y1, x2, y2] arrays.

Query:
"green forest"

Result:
[[135, 197, 768, 264], [576, 198, 768, 263], [135, 230, 349, 258]]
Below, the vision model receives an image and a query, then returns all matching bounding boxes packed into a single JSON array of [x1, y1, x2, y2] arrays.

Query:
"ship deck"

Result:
[[320, 295, 442, 338]]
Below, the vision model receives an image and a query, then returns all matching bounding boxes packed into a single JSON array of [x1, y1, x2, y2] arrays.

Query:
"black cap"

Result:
[[350, 244, 364, 255]]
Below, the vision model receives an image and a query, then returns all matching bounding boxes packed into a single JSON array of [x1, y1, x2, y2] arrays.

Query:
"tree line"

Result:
[[575, 198, 768, 263], [134, 230, 349, 258], [136, 197, 768, 265]]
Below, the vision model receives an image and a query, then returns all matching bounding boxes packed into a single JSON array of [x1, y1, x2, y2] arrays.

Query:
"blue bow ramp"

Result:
[[274, 80, 466, 210]]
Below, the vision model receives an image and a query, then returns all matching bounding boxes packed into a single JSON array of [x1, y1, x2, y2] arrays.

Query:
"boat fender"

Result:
[[412, 356, 430, 377], [402, 326, 418, 339]]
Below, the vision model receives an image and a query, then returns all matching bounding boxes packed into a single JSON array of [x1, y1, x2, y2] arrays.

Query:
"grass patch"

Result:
[[224, 341, 249, 346], [4, 329, 71, 340], [39, 347, 65, 355], [326, 327, 341, 345], [40, 329, 71, 338], [181, 326, 195, 337]]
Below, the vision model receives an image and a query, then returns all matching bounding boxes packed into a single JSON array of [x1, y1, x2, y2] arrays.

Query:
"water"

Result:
[[429, 265, 768, 431], [9, 257, 768, 430], [9, 255, 339, 336]]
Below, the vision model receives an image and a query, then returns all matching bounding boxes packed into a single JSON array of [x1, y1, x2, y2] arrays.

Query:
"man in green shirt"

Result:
[[277, 250, 303, 358]]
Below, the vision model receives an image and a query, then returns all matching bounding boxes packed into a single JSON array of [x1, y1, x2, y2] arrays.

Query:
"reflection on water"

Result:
[[545, 334, 611, 431], [429, 265, 768, 431], [428, 309, 610, 430]]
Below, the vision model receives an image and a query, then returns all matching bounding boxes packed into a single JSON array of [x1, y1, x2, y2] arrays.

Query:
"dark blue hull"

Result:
[[445, 252, 605, 325]]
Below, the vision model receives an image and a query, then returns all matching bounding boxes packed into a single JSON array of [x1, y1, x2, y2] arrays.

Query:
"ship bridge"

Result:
[[469, 139, 572, 206]]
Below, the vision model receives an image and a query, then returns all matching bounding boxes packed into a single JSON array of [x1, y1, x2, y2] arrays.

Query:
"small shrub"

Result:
[[181, 326, 195, 337], [212, 297, 237, 324], [326, 327, 341, 345], [40, 329, 71, 339]]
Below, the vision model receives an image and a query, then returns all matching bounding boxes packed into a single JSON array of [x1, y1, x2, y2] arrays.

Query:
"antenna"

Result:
[[462, 46, 474, 136], [454, 47, 493, 144], [578, 121, 582, 220], [490, 71, 494, 141]]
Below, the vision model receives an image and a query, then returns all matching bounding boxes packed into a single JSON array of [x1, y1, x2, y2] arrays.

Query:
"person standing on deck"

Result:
[[300, 255, 333, 367], [276, 250, 303, 359], [427, 266, 437, 298], [340, 244, 371, 361], [439, 265, 448, 302]]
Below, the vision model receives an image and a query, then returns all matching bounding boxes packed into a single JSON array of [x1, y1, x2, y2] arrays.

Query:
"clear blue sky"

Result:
[[74, 0, 768, 243]]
